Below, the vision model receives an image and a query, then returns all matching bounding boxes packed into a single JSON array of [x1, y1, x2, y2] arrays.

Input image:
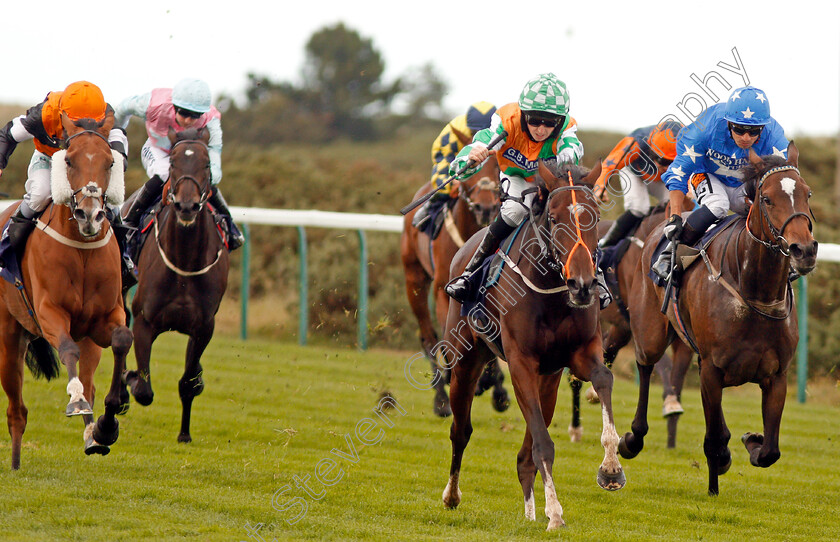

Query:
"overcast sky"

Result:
[[3, 0, 838, 136]]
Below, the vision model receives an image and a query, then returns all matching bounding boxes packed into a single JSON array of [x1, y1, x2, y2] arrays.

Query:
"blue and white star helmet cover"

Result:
[[723, 85, 771, 126]]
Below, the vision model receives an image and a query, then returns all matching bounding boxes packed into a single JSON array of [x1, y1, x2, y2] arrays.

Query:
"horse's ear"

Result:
[[786, 140, 799, 168], [98, 107, 115, 134], [60, 112, 81, 141], [748, 147, 764, 170], [199, 126, 210, 144], [168, 127, 178, 145], [581, 160, 602, 187], [538, 160, 557, 189]]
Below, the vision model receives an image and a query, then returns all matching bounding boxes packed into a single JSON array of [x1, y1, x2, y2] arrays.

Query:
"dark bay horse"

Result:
[[569, 206, 694, 448], [401, 156, 508, 417], [621, 143, 817, 495], [0, 112, 132, 468], [122, 127, 229, 443], [439, 161, 624, 530]]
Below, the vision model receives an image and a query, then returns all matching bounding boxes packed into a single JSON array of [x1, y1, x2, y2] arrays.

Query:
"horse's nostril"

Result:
[[789, 244, 803, 259], [94, 210, 106, 223], [73, 209, 86, 222]]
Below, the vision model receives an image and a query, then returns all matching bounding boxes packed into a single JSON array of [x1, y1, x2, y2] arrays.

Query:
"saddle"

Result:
[[418, 198, 456, 240], [125, 196, 231, 267], [648, 214, 741, 287]]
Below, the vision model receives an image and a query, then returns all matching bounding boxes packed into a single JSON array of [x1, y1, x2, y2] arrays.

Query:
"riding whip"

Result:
[[400, 130, 507, 215]]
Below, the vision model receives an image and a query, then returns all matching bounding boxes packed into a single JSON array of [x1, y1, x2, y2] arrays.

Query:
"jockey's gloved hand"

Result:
[[664, 214, 683, 242]]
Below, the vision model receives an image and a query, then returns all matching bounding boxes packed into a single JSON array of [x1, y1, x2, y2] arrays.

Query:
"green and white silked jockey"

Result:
[[444, 73, 611, 309]]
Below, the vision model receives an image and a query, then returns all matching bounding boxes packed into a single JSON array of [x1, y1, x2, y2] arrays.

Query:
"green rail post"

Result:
[[357, 229, 368, 350], [797, 276, 808, 403], [297, 226, 308, 346], [240, 223, 250, 340]]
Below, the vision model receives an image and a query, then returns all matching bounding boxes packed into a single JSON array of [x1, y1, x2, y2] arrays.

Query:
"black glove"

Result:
[[663, 214, 683, 242]]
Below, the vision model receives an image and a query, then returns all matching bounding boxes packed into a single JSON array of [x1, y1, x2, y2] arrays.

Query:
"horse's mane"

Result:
[[175, 127, 204, 142], [550, 162, 594, 189], [741, 154, 788, 200]]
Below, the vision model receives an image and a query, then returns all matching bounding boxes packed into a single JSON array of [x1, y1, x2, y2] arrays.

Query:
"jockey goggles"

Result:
[[525, 113, 562, 128], [175, 106, 202, 119], [729, 122, 763, 137]]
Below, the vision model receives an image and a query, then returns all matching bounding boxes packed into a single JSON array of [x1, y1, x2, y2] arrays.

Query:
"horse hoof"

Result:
[[441, 486, 461, 509], [618, 433, 641, 459], [584, 386, 600, 404], [741, 432, 764, 447], [597, 467, 626, 491], [718, 454, 732, 475], [491, 388, 510, 412], [433, 398, 452, 418], [662, 395, 684, 417], [84, 436, 111, 456], [547, 517, 566, 531], [93, 416, 119, 446], [178, 433, 192, 444], [65, 400, 93, 417]]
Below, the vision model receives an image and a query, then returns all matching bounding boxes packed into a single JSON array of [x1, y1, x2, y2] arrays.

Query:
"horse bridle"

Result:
[[747, 165, 814, 256], [459, 176, 499, 218], [62, 130, 113, 218], [535, 171, 597, 279], [167, 139, 211, 209]]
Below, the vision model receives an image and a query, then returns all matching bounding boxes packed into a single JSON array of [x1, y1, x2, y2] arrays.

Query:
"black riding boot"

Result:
[[412, 191, 451, 230], [598, 210, 644, 248], [652, 205, 718, 281], [123, 175, 165, 229], [208, 186, 244, 251], [445, 218, 515, 303], [3, 207, 37, 265], [106, 206, 136, 290]]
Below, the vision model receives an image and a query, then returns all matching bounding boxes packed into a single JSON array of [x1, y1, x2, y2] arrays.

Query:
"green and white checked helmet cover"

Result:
[[518, 73, 570, 116]]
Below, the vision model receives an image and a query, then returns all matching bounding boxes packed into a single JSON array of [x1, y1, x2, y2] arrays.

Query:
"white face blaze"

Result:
[[780, 177, 797, 208], [185, 149, 194, 157]]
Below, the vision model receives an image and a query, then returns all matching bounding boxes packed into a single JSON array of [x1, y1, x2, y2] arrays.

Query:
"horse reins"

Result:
[[692, 165, 812, 320], [155, 138, 222, 276]]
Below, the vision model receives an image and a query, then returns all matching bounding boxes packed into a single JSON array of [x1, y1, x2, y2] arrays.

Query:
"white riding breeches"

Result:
[[499, 175, 537, 227], [619, 167, 669, 217], [141, 139, 171, 181], [23, 150, 53, 213], [692, 172, 750, 219]]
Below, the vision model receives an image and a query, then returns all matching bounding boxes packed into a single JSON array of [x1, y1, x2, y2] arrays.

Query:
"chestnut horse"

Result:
[[439, 161, 624, 530], [401, 156, 508, 417], [569, 206, 694, 448], [621, 143, 817, 495], [0, 113, 132, 468], [122, 127, 229, 443]]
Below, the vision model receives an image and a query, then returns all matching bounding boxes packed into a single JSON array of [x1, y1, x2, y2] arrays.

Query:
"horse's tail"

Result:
[[25, 337, 61, 381]]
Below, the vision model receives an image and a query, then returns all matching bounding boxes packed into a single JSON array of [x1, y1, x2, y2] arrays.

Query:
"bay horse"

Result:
[[122, 127, 229, 443], [569, 206, 694, 448], [621, 142, 817, 495], [401, 155, 508, 417], [439, 160, 624, 530], [0, 112, 132, 468]]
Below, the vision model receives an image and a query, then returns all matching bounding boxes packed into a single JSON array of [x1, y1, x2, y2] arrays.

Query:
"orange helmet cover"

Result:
[[58, 81, 107, 121]]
